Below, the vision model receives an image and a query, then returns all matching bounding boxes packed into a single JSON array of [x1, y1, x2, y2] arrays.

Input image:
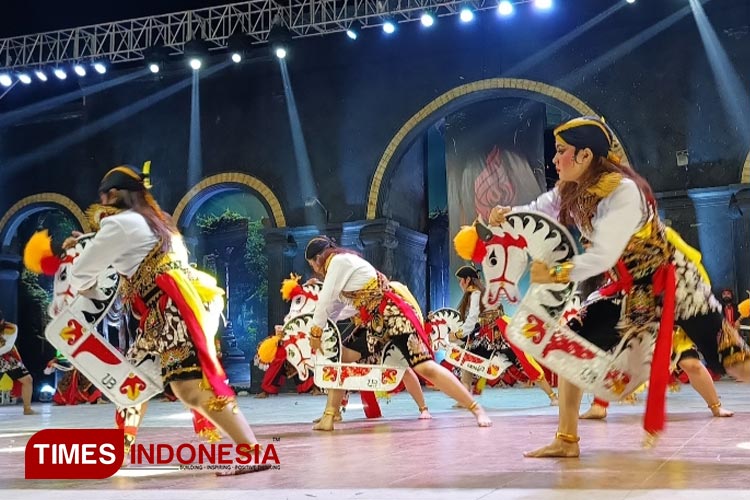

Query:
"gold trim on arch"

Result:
[[741, 150, 750, 184], [172, 172, 286, 228], [0, 193, 91, 238], [365, 78, 629, 220]]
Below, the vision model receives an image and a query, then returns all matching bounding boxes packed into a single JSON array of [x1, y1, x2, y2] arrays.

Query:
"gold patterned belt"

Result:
[[479, 309, 504, 327], [340, 274, 388, 312]]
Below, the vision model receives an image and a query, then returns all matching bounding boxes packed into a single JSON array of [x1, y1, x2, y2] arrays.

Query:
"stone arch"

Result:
[[366, 78, 630, 219], [0, 193, 90, 248], [172, 172, 286, 228], [740, 150, 750, 184]]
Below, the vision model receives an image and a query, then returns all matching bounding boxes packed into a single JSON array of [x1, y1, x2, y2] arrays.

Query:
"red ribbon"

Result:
[[644, 263, 675, 436]]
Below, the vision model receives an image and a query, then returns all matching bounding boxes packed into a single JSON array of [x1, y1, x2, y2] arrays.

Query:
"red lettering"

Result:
[[156, 444, 173, 464], [175, 444, 195, 464], [236, 443, 253, 464], [197, 444, 215, 464], [262, 444, 280, 465], [216, 444, 231, 464]]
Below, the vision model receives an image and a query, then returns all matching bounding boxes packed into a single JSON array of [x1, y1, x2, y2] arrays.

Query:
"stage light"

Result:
[[93, 62, 107, 74], [227, 32, 252, 64], [144, 45, 169, 75], [39, 383, 55, 403], [383, 21, 396, 34], [54, 68, 67, 80], [498, 1, 515, 16], [185, 38, 209, 70], [18, 73, 32, 84], [0, 74, 12, 87], [626, 0, 636, 3], [535, 0, 553, 10], [35, 70, 48, 81], [460, 7, 475, 23], [74, 64, 86, 77], [269, 19, 292, 60], [346, 27, 359, 40], [420, 12, 435, 27]]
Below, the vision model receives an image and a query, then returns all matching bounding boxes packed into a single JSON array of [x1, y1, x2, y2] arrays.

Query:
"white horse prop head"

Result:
[[24, 229, 163, 407], [278, 274, 410, 391], [454, 212, 577, 313], [278, 274, 333, 379], [281, 274, 323, 322]]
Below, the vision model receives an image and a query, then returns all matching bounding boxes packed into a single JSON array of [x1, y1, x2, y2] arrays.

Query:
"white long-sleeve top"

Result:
[[69, 210, 186, 293], [311, 253, 377, 329], [518, 178, 647, 282], [462, 290, 481, 337]]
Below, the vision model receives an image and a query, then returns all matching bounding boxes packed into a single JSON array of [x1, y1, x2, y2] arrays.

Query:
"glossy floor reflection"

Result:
[[3, 381, 750, 499]]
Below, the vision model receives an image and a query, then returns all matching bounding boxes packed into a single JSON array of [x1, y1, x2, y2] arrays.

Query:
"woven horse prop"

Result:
[[426, 308, 511, 379], [26, 231, 164, 407], [0, 322, 17, 356], [455, 211, 655, 401], [278, 276, 413, 392]]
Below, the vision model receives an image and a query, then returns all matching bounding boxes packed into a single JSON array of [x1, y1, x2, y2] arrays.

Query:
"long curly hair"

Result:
[[557, 155, 656, 229]]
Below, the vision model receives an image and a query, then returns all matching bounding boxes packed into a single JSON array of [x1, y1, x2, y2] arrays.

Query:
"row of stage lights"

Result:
[[0, 0, 638, 84], [347, 0, 558, 40], [0, 61, 107, 87]]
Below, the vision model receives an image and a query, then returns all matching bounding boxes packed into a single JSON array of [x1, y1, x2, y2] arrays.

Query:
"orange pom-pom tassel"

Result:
[[453, 225, 480, 261], [23, 230, 60, 275], [257, 336, 280, 364]]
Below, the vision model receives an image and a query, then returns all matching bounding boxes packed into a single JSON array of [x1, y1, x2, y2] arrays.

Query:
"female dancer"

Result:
[[489, 116, 750, 457], [305, 236, 492, 430]]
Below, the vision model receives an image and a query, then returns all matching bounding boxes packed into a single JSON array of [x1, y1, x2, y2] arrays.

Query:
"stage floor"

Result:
[[3, 381, 750, 499]]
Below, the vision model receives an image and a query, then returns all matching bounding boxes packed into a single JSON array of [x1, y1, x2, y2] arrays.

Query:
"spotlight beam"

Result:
[[3, 61, 231, 175], [0, 68, 150, 127], [504, 2, 625, 77], [558, 3, 705, 89], [689, 0, 750, 142], [278, 58, 321, 224], [187, 71, 202, 188]]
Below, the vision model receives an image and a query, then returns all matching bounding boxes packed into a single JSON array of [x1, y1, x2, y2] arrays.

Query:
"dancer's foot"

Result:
[[312, 410, 342, 423], [309, 386, 324, 396], [254, 391, 270, 399], [548, 392, 559, 407], [524, 433, 580, 458], [23, 406, 36, 415], [579, 404, 607, 420], [312, 408, 337, 431], [468, 401, 492, 427], [418, 406, 432, 420], [709, 401, 733, 417], [622, 393, 639, 404]]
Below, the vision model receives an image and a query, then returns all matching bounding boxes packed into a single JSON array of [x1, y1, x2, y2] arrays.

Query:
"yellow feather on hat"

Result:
[[280, 273, 303, 301], [453, 225, 480, 261]]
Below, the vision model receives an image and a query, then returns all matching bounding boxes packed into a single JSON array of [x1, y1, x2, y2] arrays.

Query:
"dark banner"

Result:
[[445, 98, 546, 306]]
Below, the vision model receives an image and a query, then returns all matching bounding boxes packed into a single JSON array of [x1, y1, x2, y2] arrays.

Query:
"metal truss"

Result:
[[0, 0, 532, 71]]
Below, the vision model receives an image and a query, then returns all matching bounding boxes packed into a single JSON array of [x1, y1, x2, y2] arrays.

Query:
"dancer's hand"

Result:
[[62, 231, 83, 250], [274, 325, 284, 337], [310, 336, 322, 352], [530, 261, 554, 284], [488, 206, 511, 226]]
